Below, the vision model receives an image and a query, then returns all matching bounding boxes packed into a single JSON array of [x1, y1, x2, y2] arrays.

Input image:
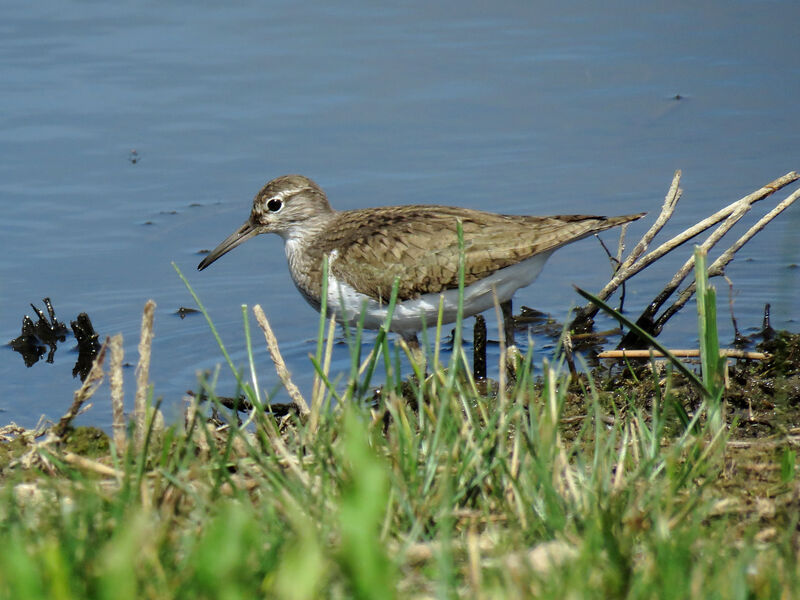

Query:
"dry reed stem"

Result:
[[53, 340, 108, 440], [63, 451, 123, 478], [621, 170, 683, 272], [109, 333, 126, 452], [580, 171, 799, 320], [614, 224, 627, 265], [639, 204, 751, 327], [598, 349, 768, 360], [253, 304, 310, 416], [637, 171, 798, 273], [134, 300, 156, 450], [707, 186, 800, 278], [654, 185, 800, 332]]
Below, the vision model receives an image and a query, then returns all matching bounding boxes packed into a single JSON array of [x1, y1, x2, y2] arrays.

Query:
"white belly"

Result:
[[325, 251, 553, 337]]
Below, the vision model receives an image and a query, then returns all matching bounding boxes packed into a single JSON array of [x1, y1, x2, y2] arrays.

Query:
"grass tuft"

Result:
[[0, 259, 797, 598]]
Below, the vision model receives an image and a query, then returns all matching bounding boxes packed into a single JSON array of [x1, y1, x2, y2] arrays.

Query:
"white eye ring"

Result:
[[267, 198, 283, 212]]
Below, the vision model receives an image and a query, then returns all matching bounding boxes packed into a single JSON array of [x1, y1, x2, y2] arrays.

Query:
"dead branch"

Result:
[[572, 170, 798, 348], [577, 170, 799, 326], [651, 185, 800, 335], [625, 184, 766, 335], [575, 170, 682, 321]]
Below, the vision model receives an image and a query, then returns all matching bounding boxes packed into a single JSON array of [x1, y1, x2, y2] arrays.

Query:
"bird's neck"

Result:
[[282, 209, 338, 307], [279, 207, 337, 245]]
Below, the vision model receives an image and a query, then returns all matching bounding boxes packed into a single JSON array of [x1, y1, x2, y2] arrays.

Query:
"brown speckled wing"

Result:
[[319, 205, 643, 303]]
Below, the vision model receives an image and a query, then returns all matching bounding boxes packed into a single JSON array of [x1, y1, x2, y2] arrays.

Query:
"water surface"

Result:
[[2, 1, 799, 427]]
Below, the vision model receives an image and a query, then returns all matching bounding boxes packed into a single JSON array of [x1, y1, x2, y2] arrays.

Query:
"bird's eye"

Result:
[[267, 198, 283, 212]]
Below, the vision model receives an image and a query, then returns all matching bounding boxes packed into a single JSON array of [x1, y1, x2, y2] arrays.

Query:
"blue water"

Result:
[[2, 1, 799, 428]]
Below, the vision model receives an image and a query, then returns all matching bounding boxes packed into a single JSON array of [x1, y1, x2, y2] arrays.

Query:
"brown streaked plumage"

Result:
[[198, 174, 644, 339]]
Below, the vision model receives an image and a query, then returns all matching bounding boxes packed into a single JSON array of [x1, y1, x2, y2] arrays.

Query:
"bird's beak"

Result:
[[197, 220, 259, 270]]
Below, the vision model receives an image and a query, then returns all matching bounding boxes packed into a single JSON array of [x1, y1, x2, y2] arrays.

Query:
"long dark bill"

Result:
[[197, 221, 259, 270]]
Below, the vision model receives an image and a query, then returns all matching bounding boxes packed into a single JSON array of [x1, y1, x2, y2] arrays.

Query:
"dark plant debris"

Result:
[[70, 313, 101, 380], [9, 299, 102, 381]]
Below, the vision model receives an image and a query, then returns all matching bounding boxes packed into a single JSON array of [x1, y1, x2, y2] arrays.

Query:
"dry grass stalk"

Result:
[[467, 528, 482, 590], [53, 340, 108, 440], [134, 300, 156, 450], [109, 333, 126, 452], [253, 304, 310, 416]]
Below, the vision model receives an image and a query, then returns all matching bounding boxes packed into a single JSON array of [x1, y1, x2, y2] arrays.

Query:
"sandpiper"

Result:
[[198, 175, 643, 344]]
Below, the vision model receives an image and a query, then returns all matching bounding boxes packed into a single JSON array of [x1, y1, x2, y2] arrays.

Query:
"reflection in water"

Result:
[[9, 298, 101, 381]]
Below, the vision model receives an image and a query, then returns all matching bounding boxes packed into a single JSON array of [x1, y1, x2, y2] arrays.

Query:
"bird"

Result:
[[197, 174, 643, 346]]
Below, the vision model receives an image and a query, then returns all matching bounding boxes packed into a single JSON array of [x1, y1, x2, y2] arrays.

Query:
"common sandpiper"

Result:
[[198, 175, 643, 345]]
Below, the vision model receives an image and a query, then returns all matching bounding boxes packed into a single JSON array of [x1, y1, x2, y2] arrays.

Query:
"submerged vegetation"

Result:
[[0, 252, 799, 599]]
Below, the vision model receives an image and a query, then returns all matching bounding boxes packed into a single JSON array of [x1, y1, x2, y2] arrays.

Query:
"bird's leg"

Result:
[[400, 332, 427, 375], [501, 299, 515, 348], [402, 332, 420, 350], [473, 315, 487, 380]]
